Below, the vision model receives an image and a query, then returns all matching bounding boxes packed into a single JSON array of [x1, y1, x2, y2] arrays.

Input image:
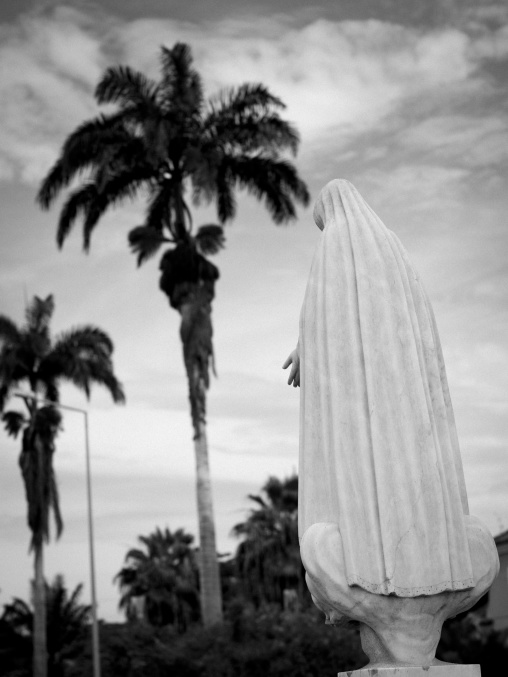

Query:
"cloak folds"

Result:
[[298, 179, 474, 597]]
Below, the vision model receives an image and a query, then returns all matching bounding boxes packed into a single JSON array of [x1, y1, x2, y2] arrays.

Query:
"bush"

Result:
[[66, 607, 365, 677], [437, 613, 508, 677], [56, 606, 508, 677]]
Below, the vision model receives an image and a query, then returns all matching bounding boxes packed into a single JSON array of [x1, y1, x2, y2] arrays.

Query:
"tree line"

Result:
[[2, 473, 507, 677], [0, 473, 307, 675], [115, 475, 305, 631]]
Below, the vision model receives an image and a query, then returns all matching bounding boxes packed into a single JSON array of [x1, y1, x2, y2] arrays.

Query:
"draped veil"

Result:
[[298, 179, 474, 596]]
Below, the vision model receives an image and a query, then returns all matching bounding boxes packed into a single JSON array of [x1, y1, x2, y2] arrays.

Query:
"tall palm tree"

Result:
[[37, 42, 309, 626], [0, 294, 124, 677], [115, 526, 200, 632], [232, 475, 307, 609]]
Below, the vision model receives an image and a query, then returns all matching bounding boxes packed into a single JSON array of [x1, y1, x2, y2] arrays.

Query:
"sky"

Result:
[[0, 0, 507, 623]]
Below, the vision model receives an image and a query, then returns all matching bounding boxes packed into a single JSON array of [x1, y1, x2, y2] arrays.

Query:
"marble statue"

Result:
[[284, 179, 499, 676]]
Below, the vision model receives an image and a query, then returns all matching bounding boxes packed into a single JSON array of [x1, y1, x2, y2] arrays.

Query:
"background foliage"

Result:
[[2, 475, 507, 677]]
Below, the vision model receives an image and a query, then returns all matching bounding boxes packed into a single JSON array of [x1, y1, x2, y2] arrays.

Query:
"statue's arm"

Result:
[[282, 342, 300, 387]]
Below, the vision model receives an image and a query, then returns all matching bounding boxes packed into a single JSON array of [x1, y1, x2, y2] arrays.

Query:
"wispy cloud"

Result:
[[1, 5, 507, 186]]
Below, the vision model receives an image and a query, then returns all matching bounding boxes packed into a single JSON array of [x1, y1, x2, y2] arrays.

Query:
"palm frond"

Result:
[[83, 162, 154, 251], [224, 156, 309, 223], [0, 316, 21, 344], [194, 225, 225, 256], [54, 167, 148, 251], [24, 295, 55, 336], [42, 327, 125, 403], [42, 379, 59, 403], [20, 406, 62, 549], [67, 580, 85, 609], [159, 44, 204, 116], [204, 83, 300, 156], [0, 384, 11, 412], [95, 65, 159, 109], [49, 467, 63, 539], [51, 325, 112, 358], [145, 181, 173, 235], [35, 405, 63, 432], [37, 112, 134, 209], [81, 199, 108, 253], [128, 226, 168, 266], [224, 115, 300, 155], [211, 83, 285, 114], [63, 359, 125, 403], [56, 184, 98, 248], [247, 494, 268, 509], [125, 548, 149, 563], [216, 166, 237, 222], [1, 597, 33, 632], [2, 410, 27, 438]]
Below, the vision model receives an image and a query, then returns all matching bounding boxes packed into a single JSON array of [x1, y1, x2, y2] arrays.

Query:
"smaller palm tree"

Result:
[[232, 475, 306, 609], [1, 575, 92, 677], [0, 294, 124, 677], [115, 526, 200, 632]]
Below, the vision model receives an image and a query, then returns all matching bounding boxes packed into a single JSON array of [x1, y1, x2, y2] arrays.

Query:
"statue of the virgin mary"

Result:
[[284, 179, 498, 668]]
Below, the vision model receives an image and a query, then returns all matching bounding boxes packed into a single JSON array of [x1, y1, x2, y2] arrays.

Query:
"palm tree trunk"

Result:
[[33, 542, 47, 677], [193, 411, 223, 626], [179, 289, 223, 626]]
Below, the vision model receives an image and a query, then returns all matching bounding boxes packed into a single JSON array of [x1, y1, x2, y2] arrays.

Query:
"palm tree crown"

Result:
[[37, 43, 308, 259], [232, 475, 306, 608], [115, 527, 200, 631], [0, 294, 125, 548]]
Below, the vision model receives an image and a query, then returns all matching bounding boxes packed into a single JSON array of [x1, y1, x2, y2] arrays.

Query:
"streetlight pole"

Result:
[[14, 393, 101, 677]]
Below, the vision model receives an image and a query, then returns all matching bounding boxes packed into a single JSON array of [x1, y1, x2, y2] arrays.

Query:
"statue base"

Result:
[[339, 666, 480, 677], [301, 518, 499, 667]]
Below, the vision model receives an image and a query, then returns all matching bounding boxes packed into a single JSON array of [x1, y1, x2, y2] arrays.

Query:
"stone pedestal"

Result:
[[339, 666, 480, 677], [301, 519, 498, 667]]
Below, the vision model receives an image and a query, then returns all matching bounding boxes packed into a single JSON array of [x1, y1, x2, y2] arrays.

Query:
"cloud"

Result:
[[113, 17, 480, 137], [393, 115, 508, 168], [0, 7, 105, 182], [1, 5, 508, 185]]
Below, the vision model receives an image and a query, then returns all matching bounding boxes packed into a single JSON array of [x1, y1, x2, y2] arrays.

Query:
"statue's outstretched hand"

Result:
[[283, 346, 300, 387]]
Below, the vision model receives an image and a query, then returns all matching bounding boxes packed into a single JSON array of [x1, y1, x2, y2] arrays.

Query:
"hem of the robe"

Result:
[[346, 574, 475, 597]]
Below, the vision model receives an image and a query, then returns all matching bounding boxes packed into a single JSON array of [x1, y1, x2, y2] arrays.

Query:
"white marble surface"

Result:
[[302, 514, 498, 665], [295, 179, 499, 668], [299, 179, 477, 596], [339, 666, 480, 677]]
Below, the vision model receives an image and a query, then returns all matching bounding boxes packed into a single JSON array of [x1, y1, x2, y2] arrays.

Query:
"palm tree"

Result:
[[46, 575, 92, 677], [37, 42, 309, 626], [115, 526, 200, 632], [232, 475, 307, 609], [0, 294, 124, 677], [1, 575, 92, 677]]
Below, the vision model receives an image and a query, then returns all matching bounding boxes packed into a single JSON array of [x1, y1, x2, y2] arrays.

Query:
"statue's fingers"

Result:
[[282, 355, 293, 369]]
